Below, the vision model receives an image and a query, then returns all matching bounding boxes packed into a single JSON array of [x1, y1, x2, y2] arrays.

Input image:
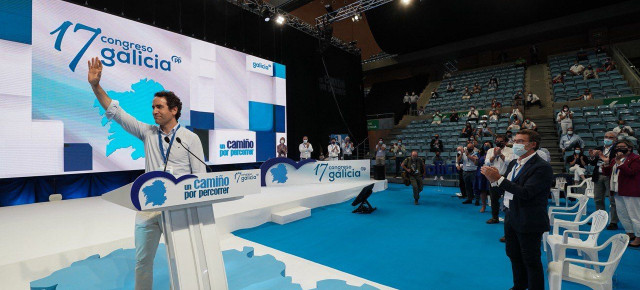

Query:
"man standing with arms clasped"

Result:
[[88, 57, 207, 289], [481, 129, 552, 290]]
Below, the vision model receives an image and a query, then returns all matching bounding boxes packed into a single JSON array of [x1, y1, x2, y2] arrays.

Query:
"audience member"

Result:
[[277, 137, 288, 157], [537, 147, 551, 163], [473, 82, 482, 94], [299, 136, 313, 160], [507, 119, 521, 132], [559, 127, 585, 158], [489, 108, 500, 121], [446, 81, 455, 92], [566, 147, 588, 182], [417, 106, 425, 116], [392, 139, 407, 178], [522, 118, 537, 131], [432, 151, 444, 181], [432, 110, 444, 125], [467, 106, 479, 123], [475, 141, 492, 211], [375, 138, 387, 166], [327, 138, 341, 161], [569, 60, 585, 76], [525, 91, 542, 108], [342, 136, 354, 160], [510, 106, 523, 123], [410, 92, 419, 116], [490, 98, 501, 109], [588, 131, 619, 230], [602, 140, 640, 247], [462, 86, 471, 100], [476, 122, 494, 137], [602, 58, 616, 72], [552, 71, 566, 84], [484, 135, 513, 224], [556, 105, 574, 135], [461, 123, 474, 138], [450, 109, 460, 122], [468, 135, 479, 148], [583, 64, 598, 80], [431, 88, 440, 99], [403, 92, 410, 115], [614, 120, 636, 143], [513, 90, 524, 107], [402, 151, 426, 205], [456, 146, 468, 199], [430, 134, 444, 153], [571, 89, 593, 101], [458, 143, 479, 204], [487, 75, 499, 91]]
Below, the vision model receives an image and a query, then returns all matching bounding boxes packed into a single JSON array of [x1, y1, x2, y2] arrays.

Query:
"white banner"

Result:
[[209, 129, 257, 164], [246, 55, 274, 76], [262, 159, 370, 186]]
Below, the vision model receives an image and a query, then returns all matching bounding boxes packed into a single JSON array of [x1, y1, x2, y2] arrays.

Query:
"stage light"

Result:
[[351, 14, 360, 22], [275, 15, 286, 25], [401, 0, 412, 5]]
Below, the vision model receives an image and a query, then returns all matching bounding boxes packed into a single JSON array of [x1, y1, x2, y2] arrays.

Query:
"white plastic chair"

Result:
[[548, 195, 589, 226], [548, 234, 630, 290], [544, 210, 608, 266], [551, 188, 561, 206], [565, 178, 593, 207]]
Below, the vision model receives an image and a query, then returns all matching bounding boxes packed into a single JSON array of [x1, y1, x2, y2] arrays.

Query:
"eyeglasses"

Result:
[[513, 139, 530, 145]]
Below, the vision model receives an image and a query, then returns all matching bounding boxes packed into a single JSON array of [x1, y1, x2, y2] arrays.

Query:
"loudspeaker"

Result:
[[374, 165, 386, 180]]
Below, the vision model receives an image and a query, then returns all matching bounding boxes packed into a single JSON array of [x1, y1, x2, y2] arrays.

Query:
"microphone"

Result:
[[163, 136, 172, 173], [176, 137, 213, 172]]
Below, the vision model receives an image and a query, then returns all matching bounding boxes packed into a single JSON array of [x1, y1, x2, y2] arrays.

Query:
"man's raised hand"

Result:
[[88, 57, 102, 87]]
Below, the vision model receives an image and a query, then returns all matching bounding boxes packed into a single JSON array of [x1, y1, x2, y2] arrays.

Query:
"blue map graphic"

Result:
[[270, 164, 288, 183], [94, 79, 165, 159], [143, 180, 167, 206]]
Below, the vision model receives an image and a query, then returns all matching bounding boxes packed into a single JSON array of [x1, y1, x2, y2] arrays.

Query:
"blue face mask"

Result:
[[512, 144, 528, 157], [604, 139, 613, 146]]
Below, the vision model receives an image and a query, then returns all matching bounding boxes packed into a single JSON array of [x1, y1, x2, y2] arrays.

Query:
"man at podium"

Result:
[[87, 57, 207, 289]]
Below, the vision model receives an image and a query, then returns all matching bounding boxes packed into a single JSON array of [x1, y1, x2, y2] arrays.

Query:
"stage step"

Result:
[[271, 206, 311, 225]]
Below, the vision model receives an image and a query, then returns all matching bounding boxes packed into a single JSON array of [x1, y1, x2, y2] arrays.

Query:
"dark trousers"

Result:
[[409, 175, 424, 201], [504, 215, 545, 290], [490, 187, 503, 219], [395, 157, 405, 177], [463, 171, 476, 201], [458, 169, 466, 197], [410, 103, 417, 115], [343, 154, 353, 160]]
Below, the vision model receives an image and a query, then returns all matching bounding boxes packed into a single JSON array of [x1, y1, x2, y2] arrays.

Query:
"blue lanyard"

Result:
[[510, 163, 522, 180], [158, 124, 180, 165]]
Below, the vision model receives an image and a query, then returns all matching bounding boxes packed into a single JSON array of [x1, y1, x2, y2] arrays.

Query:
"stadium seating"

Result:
[[548, 50, 633, 102]]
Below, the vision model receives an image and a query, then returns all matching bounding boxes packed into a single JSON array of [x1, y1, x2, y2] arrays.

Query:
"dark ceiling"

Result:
[[365, 0, 637, 55]]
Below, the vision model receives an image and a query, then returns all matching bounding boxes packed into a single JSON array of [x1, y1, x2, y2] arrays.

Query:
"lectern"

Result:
[[102, 170, 261, 290]]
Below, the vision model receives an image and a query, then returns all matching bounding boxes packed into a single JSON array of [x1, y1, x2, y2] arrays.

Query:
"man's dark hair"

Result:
[[495, 134, 506, 142], [517, 129, 541, 150], [154, 91, 182, 120]]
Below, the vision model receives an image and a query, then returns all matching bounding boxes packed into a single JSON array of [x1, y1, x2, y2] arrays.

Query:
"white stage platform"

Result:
[[0, 179, 387, 289]]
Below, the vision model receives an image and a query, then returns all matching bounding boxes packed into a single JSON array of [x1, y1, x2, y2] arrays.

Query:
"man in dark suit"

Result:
[[430, 134, 444, 153], [481, 129, 552, 290], [588, 131, 619, 230]]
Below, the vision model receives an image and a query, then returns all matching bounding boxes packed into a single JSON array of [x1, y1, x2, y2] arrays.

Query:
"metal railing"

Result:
[[366, 113, 395, 120], [354, 137, 370, 160]]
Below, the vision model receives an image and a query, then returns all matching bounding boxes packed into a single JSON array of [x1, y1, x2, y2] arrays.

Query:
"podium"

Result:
[[102, 170, 261, 290]]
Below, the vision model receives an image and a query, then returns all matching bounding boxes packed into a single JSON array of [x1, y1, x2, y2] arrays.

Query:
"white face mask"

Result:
[[280, 140, 285, 144], [303, 139, 308, 143], [512, 143, 528, 157]]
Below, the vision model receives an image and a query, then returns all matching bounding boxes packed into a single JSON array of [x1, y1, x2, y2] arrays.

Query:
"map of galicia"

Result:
[[270, 164, 288, 183], [142, 180, 167, 206], [94, 79, 165, 159]]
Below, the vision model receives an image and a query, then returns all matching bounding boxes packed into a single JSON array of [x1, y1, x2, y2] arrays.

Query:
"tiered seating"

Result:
[[424, 65, 525, 113], [554, 102, 640, 147], [548, 50, 633, 102]]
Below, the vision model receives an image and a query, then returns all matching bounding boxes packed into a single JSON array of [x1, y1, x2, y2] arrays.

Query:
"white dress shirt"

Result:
[[485, 146, 514, 175], [492, 152, 537, 208], [299, 142, 314, 159], [327, 144, 340, 158]]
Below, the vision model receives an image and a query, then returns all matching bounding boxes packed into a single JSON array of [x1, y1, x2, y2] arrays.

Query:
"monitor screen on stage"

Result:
[[0, 0, 287, 178]]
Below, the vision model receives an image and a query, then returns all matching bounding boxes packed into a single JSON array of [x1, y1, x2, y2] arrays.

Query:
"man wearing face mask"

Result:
[[277, 137, 287, 157], [342, 137, 354, 160], [299, 136, 314, 160], [522, 119, 537, 131], [613, 120, 636, 143], [485, 135, 514, 224], [430, 134, 443, 153], [392, 139, 407, 177], [481, 129, 553, 290], [556, 105, 573, 135], [327, 138, 341, 161], [458, 143, 479, 204], [467, 106, 479, 123], [559, 127, 584, 160], [432, 110, 444, 125], [402, 151, 426, 205], [588, 131, 620, 230]]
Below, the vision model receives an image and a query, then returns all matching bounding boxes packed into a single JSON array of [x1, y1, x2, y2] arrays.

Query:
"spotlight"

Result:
[[275, 15, 286, 25], [401, 0, 411, 5], [351, 14, 360, 22]]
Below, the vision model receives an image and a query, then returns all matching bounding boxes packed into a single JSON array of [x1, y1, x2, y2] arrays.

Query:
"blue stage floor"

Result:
[[235, 183, 640, 290]]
